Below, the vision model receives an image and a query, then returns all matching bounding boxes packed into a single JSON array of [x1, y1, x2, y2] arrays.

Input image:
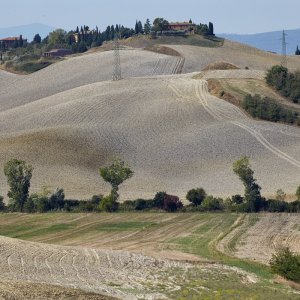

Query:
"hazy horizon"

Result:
[[1, 0, 299, 34]]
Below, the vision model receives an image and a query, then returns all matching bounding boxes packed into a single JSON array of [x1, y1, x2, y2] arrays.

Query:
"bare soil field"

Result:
[[0, 276, 115, 300], [230, 214, 300, 264], [0, 213, 300, 299], [1, 73, 299, 200], [0, 49, 181, 112], [169, 40, 300, 73]]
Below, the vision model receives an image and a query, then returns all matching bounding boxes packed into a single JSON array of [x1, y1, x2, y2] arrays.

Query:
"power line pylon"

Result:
[[281, 30, 287, 68], [112, 35, 122, 81]]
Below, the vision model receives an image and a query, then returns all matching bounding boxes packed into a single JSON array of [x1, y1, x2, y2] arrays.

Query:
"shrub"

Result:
[[266, 199, 288, 212], [163, 194, 183, 212], [0, 196, 6, 211], [266, 65, 300, 104], [243, 94, 299, 125], [63, 199, 80, 211], [34, 196, 50, 213], [201, 196, 223, 211], [288, 200, 300, 213], [24, 197, 35, 213], [270, 247, 300, 283], [119, 200, 136, 211], [153, 192, 166, 209], [91, 195, 102, 206], [153, 192, 183, 212], [99, 195, 119, 212], [186, 188, 207, 206], [231, 194, 244, 205], [134, 199, 148, 210], [48, 188, 65, 210]]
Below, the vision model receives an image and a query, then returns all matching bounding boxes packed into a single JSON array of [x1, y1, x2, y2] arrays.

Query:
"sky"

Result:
[[0, 0, 299, 34]]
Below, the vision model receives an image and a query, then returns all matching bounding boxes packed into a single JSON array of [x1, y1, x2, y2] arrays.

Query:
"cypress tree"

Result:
[[208, 22, 214, 36], [137, 21, 143, 34], [33, 33, 41, 44], [144, 19, 151, 34], [295, 45, 300, 55]]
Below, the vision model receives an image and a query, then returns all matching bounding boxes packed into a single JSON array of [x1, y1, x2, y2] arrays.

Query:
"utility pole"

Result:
[[112, 35, 122, 81], [281, 30, 287, 68]]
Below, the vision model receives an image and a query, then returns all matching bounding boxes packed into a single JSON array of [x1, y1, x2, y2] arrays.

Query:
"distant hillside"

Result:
[[218, 29, 300, 55], [0, 23, 55, 41]]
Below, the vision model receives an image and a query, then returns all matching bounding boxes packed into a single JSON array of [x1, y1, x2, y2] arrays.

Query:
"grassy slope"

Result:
[[0, 57, 58, 74], [208, 77, 300, 114], [122, 34, 224, 48], [0, 212, 298, 299]]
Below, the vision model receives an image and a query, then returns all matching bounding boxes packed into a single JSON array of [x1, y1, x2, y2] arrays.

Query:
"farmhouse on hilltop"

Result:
[[168, 20, 196, 34]]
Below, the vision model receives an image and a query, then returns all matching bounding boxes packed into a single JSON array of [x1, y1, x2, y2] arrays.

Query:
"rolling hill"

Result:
[[1, 37, 300, 299], [0, 41, 300, 199], [219, 28, 300, 55], [0, 39, 300, 201]]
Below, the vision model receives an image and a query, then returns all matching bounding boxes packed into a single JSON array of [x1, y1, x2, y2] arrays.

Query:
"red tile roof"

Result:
[[0, 37, 19, 41], [169, 22, 195, 26]]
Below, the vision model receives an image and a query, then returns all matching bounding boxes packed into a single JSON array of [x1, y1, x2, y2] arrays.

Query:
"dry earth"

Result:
[[232, 214, 300, 264], [0, 234, 261, 299], [0, 49, 181, 112], [0, 276, 115, 300], [0, 213, 300, 299], [0, 69, 300, 200], [169, 40, 300, 73]]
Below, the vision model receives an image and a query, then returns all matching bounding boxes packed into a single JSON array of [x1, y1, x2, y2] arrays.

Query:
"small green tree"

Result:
[[48, 29, 67, 48], [4, 159, 33, 212], [233, 157, 262, 212], [201, 196, 223, 211], [270, 247, 300, 283], [152, 18, 169, 33], [295, 46, 300, 56], [186, 188, 207, 206], [100, 158, 134, 203]]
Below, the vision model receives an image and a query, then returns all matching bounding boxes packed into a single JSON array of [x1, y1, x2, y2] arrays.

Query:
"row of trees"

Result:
[[266, 65, 300, 104], [3, 17, 215, 55], [243, 94, 299, 125], [1, 157, 299, 214]]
